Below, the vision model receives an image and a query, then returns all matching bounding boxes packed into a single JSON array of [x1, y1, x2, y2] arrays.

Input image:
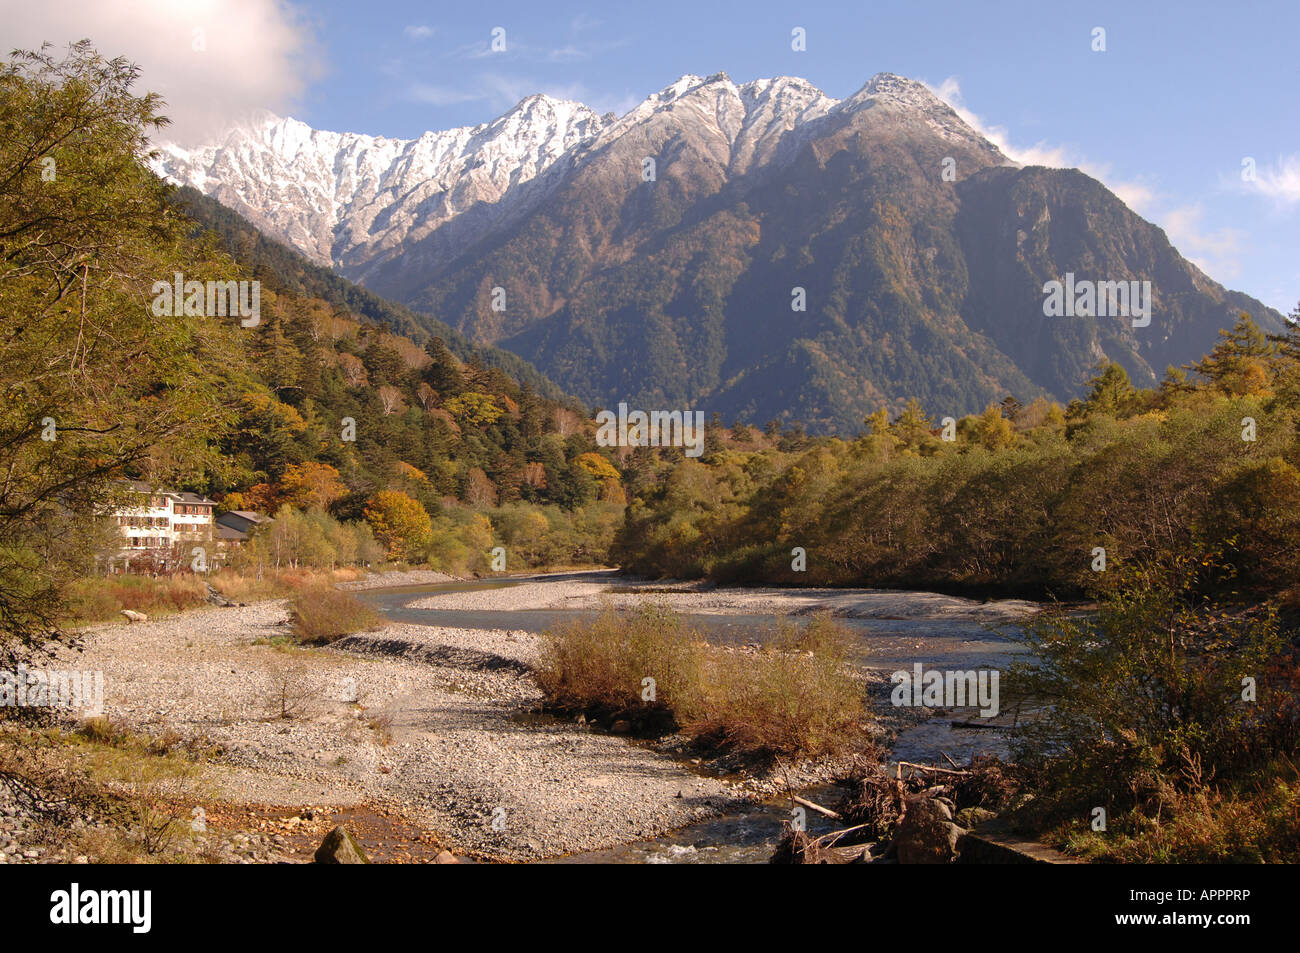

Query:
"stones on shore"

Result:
[[313, 826, 370, 864]]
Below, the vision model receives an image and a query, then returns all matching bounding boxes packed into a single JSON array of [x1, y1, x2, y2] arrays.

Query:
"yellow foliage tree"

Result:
[[363, 490, 432, 560]]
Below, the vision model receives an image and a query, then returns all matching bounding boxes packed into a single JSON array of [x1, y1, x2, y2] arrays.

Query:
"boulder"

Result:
[[120, 609, 148, 623], [956, 807, 997, 829], [895, 796, 966, 864], [434, 850, 460, 864], [313, 826, 370, 864]]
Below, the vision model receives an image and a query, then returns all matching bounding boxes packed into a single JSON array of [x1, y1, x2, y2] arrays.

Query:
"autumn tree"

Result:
[[277, 462, 347, 511], [363, 490, 431, 560]]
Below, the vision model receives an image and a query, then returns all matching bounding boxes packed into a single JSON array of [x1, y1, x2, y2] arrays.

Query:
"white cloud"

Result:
[[925, 76, 1262, 284], [406, 83, 483, 107], [1244, 154, 1300, 207], [0, 0, 322, 147], [407, 73, 632, 118], [927, 76, 1156, 214], [1160, 205, 1244, 280], [548, 46, 588, 62], [404, 25, 434, 41]]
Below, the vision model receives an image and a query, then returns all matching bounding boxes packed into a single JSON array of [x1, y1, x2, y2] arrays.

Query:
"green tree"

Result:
[[0, 43, 235, 651]]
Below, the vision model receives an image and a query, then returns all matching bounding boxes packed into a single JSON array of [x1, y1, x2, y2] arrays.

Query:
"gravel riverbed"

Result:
[[407, 575, 1039, 621], [35, 599, 744, 861]]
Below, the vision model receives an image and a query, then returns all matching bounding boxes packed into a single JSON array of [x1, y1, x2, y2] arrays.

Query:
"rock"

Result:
[[120, 609, 148, 623], [895, 796, 966, 864], [434, 850, 459, 864], [956, 807, 997, 829], [313, 826, 370, 864]]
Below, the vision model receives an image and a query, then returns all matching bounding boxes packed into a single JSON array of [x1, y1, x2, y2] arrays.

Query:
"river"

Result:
[[357, 571, 1029, 863]]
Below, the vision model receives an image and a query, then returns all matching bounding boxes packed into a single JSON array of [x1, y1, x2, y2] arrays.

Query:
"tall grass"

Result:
[[210, 566, 364, 603], [63, 575, 209, 623], [687, 615, 866, 757], [537, 605, 866, 759], [537, 604, 700, 733], [61, 568, 370, 626]]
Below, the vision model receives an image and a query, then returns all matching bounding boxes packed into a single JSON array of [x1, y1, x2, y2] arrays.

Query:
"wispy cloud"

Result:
[[924, 76, 1264, 283], [405, 69, 638, 118], [1241, 154, 1300, 208], [1161, 205, 1245, 280], [927, 76, 1157, 212], [548, 46, 588, 62], [404, 25, 434, 41], [407, 83, 483, 107]]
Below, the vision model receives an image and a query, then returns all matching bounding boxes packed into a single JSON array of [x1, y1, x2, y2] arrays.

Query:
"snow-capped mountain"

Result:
[[153, 72, 1000, 279], [161, 69, 1278, 433], [153, 93, 607, 272]]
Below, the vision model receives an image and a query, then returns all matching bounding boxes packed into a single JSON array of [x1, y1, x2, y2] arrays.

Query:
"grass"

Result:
[[537, 604, 867, 759], [209, 567, 364, 603], [0, 718, 218, 863], [60, 567, 370, 627], [63, 574, 210, 623], [1048, 761, 1300, 863], [287, 586, 385, 645]]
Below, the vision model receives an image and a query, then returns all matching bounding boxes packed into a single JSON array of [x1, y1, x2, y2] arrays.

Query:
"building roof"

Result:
[[216, 524, 247, 542], [118, 480, 215, 505], [228, 510, 271, 522]]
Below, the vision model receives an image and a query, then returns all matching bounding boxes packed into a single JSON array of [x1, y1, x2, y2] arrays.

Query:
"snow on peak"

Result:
[[155, 70, 1003, 273]]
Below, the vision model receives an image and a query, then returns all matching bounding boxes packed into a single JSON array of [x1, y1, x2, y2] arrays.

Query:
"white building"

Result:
[[113, 481, 217, 570]]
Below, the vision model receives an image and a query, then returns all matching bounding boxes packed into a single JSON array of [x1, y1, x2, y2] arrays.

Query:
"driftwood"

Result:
[[895, 760, 972, 778], [771, 823, 873, 864], [792, 795, 842, 820]]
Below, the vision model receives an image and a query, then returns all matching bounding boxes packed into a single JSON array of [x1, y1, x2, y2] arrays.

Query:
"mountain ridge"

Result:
[[155, 71, 1283, 432]]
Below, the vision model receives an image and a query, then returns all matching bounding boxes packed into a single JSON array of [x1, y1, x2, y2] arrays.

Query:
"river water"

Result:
[[357, 573, 1027, 863]]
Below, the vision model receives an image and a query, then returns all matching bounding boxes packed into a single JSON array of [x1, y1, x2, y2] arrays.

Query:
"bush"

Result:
[[537, 604, 699, 733], [1007, 552, 1299, 861], [686, 614, 866, 757], [537, 605, 867, 758], [288, 587, 384, 645]]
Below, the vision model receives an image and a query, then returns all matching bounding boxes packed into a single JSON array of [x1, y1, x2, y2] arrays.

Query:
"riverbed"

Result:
[[355, 571, 1034, 863]]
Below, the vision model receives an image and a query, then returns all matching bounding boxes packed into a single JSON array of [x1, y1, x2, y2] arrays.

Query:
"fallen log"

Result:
[[896, 761, 971, 778], [792, 794, 843, 820]]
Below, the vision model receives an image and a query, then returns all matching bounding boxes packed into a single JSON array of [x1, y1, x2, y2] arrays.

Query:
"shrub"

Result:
[[63, 574, 209, 623], [1007, 552, 1299, 860], [288, 587, 384, 645], [686, 614, 866, 757], [537, 605, 867, 759], [537, 604, 699, 732]]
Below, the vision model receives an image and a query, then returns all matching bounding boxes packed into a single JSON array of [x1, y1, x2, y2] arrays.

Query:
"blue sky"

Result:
[[10, 0, 1295, 311]]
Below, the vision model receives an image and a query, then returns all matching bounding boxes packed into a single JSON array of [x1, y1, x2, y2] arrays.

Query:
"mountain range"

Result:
[[154, 71, 1284, 433]]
